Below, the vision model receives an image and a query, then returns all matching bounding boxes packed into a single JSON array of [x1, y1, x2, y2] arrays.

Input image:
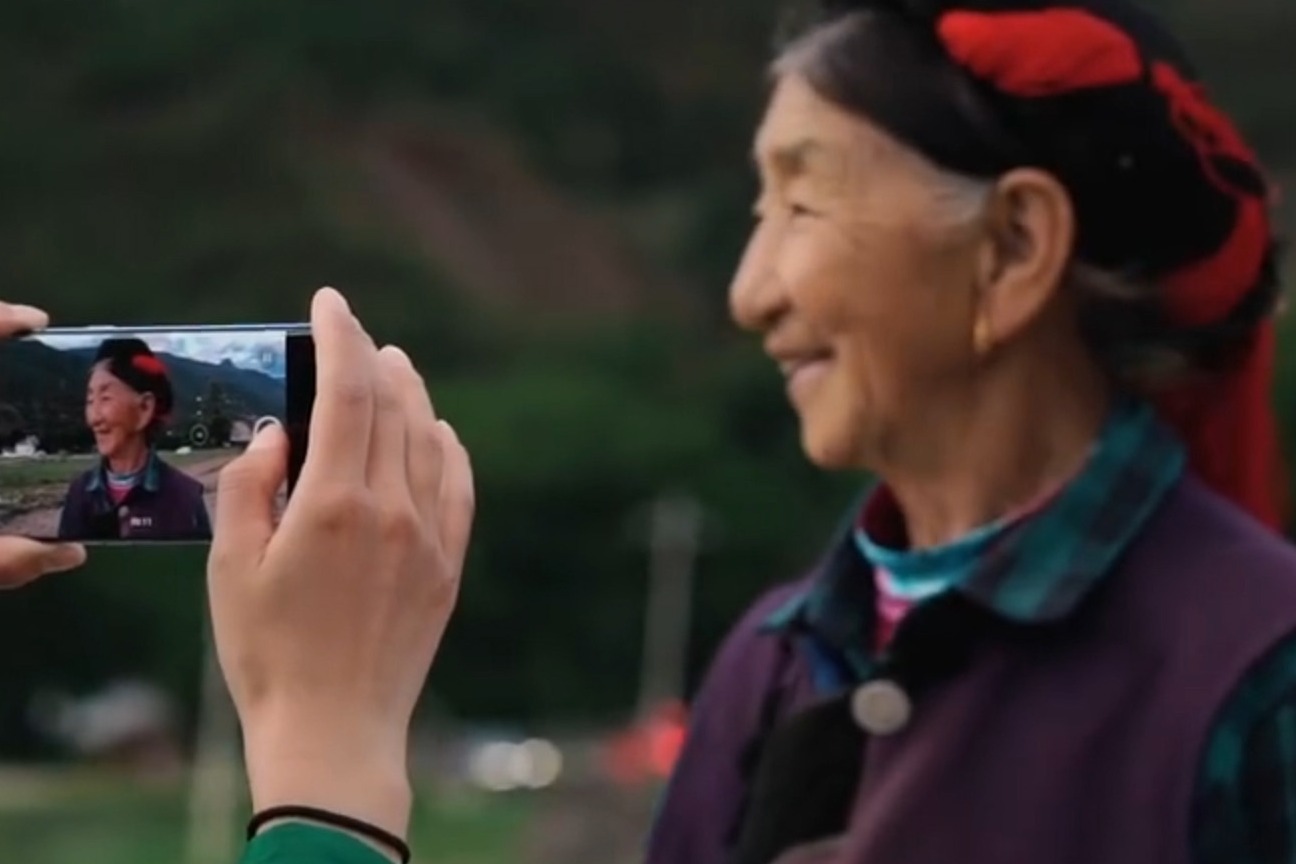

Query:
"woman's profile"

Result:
[[646, 2, 1296, 863], [57, 337, 211, 541]]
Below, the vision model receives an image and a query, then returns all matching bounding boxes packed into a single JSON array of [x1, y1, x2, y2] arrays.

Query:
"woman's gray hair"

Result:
[[907, 155, 1194, 389]]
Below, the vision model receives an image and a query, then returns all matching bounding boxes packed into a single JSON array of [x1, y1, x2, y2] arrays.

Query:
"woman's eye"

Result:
[[751, 201, 816, 223]]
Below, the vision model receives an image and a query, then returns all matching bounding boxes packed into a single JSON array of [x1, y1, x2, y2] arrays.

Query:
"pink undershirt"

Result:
[[867, 477, 1078, 652]]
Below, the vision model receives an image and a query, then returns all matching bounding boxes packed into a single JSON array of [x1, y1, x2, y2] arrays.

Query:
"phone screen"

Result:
[[0, 323, 314, 544]]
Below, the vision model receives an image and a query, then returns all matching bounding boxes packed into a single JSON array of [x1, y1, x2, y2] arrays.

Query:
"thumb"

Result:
[[0, 538, 86, 589], [0, 302, 49, 339], [212, 421, 288, 568]]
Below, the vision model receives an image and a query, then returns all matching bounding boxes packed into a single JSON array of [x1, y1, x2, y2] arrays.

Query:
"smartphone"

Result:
[[0, 323, 314, 544]]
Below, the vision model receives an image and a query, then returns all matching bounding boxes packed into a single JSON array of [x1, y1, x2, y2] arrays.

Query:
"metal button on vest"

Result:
[[851, 679, 912, 736]]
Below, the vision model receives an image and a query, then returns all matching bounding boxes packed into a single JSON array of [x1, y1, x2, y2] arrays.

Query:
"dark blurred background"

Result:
[[0, 1, 1292, 862]]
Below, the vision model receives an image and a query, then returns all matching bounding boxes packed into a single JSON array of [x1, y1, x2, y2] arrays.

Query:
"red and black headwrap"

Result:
[[94, 337, 175, 423], [805, 0, 1285, 529]]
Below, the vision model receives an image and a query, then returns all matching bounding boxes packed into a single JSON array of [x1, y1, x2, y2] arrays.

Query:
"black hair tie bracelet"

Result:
[[247, 805, 412, 863]]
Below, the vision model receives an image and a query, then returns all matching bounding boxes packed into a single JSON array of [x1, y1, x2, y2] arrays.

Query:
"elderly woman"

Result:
[[647, 1, 1296, 863]]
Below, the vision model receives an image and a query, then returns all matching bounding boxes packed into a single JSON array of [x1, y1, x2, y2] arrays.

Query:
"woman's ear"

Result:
[[136, 392, 157, 433], [971, 168, 1075, 355]]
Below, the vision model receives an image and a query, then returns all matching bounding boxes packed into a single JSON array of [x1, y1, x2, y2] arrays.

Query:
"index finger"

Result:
[[298, 287, 376, 488], [0, 303, 49, 340]]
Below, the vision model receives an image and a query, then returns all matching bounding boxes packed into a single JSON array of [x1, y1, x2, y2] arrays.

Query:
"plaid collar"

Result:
[[763, 399, 1187, 673], [86, 448, 162, 494]]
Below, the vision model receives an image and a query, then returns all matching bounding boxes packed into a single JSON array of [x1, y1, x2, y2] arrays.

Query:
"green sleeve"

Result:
[[239, 822, 395, 864], [1193, 629, 1296, 864]]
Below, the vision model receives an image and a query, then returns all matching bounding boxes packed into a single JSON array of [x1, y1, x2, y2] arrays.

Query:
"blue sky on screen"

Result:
[[34, 329, 287, 380]]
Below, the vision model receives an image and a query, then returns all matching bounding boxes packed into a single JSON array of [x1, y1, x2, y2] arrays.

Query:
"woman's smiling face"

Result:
[[729, 73, 989, 471], [85, 362, 155, 461]]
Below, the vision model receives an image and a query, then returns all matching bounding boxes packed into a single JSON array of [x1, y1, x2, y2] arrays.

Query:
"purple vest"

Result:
[[58, 458, 211, 541], [647, 477, 1296, 864]]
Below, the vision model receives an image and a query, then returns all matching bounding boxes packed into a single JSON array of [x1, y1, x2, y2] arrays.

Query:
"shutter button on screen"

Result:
[[252, 416, 280, 437]]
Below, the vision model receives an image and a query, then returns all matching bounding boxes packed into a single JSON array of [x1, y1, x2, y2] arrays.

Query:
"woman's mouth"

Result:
[[777, 354, 833, 403]]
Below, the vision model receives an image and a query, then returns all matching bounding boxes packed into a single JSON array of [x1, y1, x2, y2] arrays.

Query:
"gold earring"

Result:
[[973, 318, 993, 355]]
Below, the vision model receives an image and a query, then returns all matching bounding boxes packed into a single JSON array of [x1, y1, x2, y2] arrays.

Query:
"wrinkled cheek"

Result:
[[832, 341, 908, 458], [781, 243, 841, 302], [802, 365, 872, 468], [826, 331, 876, 401]]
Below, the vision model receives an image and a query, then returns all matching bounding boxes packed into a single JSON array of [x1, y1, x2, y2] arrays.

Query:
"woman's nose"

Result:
[[729, 228, 790, 334]]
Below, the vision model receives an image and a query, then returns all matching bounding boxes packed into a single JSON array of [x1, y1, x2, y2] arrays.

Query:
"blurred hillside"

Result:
[[0, 0, 1294, 750]]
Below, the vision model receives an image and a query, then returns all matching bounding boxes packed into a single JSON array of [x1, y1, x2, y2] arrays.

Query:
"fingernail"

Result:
[[7, 305, 48, 331], [324, 286, 350, 313], [316, 286, 350, 316], [248, 419, 281, 450], [47, 544, 86, 572]]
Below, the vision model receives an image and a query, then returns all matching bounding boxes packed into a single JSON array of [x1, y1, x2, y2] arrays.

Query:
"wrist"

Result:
[[242, 709, 412, 841]]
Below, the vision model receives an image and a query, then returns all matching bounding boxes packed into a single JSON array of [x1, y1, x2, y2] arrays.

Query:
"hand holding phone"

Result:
[[208, 288, 474, 851], [0, 323, 315, 544], [0, 300, 87, 585]]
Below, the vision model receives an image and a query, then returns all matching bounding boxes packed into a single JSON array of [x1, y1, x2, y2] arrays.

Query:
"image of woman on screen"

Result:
[[57, 337, 212, 541]]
